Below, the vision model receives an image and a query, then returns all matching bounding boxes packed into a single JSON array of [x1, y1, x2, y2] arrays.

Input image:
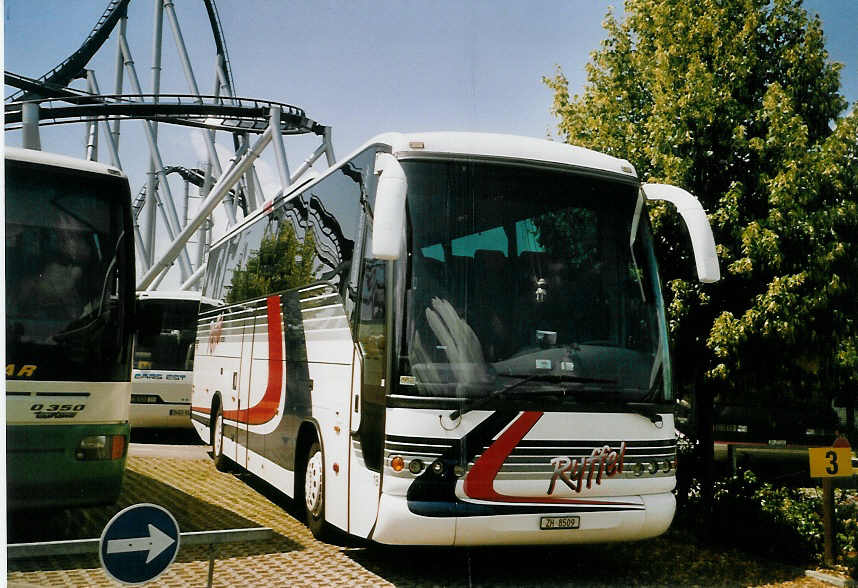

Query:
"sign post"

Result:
[[808, 447, 853, 566], [99, 503, 180, 585]]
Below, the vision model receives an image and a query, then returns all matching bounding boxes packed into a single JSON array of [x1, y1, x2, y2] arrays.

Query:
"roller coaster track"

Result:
[[6, 1, 337, 289], [4, 94, 325, 135], [131, 165, 241, 220], [6, 0, 238, 104], [202, 0, 236, 99], [6, 0, 131, 102]]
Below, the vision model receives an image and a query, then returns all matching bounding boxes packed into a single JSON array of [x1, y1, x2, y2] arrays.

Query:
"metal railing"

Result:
[[8, 527, 275, 588]]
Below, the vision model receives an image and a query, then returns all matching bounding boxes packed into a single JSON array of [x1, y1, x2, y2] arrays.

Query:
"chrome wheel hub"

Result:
[[304, 450, 323, 516]]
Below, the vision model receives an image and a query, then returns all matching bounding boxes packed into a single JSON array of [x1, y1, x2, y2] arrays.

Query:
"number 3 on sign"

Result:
[[808, 447, 854, 478]]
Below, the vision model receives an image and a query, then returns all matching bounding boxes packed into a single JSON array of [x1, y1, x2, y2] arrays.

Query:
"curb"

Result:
[[805, 570, 856, 587]]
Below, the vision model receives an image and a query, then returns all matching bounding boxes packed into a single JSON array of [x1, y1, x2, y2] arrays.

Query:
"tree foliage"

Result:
[[545, 0, 858, 412], [226, 224, 315, 304]]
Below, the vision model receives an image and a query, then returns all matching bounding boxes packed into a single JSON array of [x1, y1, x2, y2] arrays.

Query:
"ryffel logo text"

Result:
[[547, 443, 626, 495]]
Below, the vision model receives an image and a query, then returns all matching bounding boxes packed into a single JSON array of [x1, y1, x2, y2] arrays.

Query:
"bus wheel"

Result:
[[212, 405, 230, 472], [304, 441, 327, 538]]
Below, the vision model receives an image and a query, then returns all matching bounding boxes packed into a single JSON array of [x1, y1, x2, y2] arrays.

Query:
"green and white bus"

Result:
[[5, 147, 135, 509]]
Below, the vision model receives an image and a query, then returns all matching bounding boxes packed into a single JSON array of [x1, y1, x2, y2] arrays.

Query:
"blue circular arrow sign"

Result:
[[99, 503, 180, 585]]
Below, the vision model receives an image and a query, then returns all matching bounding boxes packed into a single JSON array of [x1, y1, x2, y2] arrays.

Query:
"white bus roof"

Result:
[[369, 132, 638, 179], [136, 290, 222, 307], [212, 132, 638, 250], [5, 146, 126, 178]]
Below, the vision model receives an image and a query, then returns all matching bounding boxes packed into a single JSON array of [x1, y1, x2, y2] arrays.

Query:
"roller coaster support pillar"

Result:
[[244, 166, 259, 212], [21, 102, 41, 150], [324, 126, 336, 166], [119, 32, 193, 280], [180, 262, 206, 291], [150, 0, 164, 102], [139, 124, 274, 290], [133, 222, 150, 273], [143, 0, 165, 267], [163, 0, 237, 227], [85, 73, 99, 162], [270, 106, 292, 192], [85, 72, 122, 168], [111, 10, 127, 160], [290, 127, 335, 184]]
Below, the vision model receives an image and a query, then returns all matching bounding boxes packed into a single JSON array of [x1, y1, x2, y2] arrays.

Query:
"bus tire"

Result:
[[211, 405, 230, 472], [304, 441, 328, 539]]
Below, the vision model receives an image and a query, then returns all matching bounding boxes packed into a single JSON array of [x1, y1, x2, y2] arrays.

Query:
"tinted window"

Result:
[[5, 160, 134, 382], [400, 159, 669, 403], [206, 148, 378, 307], [134, 299, 214, 371], [305, 149, 376, 290]]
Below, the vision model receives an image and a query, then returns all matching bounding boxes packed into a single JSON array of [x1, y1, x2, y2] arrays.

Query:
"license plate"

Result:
[[540, 516, 580, 530], [169, 409, 190, 416]]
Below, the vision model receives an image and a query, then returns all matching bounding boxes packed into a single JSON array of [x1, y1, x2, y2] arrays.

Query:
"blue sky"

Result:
[[4, 0, 856, 282], [6, 1, 856, 158]]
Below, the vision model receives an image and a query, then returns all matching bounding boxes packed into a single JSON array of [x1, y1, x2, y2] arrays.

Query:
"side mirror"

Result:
[[643, 183, 721, 283], [372, 153, 407, 260]]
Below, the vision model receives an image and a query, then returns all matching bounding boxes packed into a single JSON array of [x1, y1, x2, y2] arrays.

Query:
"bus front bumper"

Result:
[[370, 491, 675, 546], [130, 402, 193, 429]]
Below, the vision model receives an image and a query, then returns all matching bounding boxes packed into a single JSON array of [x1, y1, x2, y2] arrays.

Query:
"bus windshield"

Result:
[[399, 159, 670, 404], [134, 298, 215, 372], [5, 161, 133, 382]]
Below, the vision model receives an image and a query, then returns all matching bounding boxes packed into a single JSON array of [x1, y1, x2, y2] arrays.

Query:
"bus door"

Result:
[[348, 254, 387, 537]]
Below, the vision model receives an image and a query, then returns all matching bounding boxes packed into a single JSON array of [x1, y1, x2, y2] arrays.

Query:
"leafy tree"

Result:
[[226, 223, 316, 303], [545, 0, 858, 433]]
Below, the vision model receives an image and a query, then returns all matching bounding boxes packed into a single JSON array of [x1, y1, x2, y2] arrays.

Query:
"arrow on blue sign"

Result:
[[99, 503, 180, 585], [106, 523, 176, 563]]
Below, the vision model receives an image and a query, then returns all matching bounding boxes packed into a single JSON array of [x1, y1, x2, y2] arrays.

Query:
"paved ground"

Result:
[[6, 441, 840, 587]]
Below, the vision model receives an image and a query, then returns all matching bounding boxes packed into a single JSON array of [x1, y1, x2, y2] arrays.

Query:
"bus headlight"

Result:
[[76, 435, 126, 461]]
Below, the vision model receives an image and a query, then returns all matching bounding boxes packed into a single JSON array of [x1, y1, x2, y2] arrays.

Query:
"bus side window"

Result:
[[306, 148, 379, 324]]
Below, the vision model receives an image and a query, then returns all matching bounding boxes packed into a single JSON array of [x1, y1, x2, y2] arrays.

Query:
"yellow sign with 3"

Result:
[[808, 447, 854, 478]]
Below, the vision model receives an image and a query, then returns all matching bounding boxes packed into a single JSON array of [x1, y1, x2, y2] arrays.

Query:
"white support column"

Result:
[[163, 0, 238, 227], [120, 32, 193, 280], [137, 125, 274, 290], [323, 126, 336, 165], [196, 161, 214, 269], [111, 11, 127, 155], [290, 140, 329, 184], [134, 228, 149, 271], [270, 106, 292, 192], [143, 0, 165, 267], [21, 102, 41, 151], [179, 262, 207, 291], [251, 166, 266, 208], [86, 72, 122, 168], [85, 72, 99, 161]]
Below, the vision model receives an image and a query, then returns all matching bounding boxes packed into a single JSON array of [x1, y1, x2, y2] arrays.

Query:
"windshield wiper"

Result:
[[448, 374, 616, 420], [626, 402, 666, 427]]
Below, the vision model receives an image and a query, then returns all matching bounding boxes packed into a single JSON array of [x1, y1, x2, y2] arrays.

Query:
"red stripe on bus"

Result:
[[222, 295, 284, 426], [463, 411, 639, 506]]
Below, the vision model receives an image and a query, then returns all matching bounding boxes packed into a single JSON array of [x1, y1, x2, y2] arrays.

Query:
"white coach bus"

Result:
[[191, 132, 720, 545], [131, 290, 220, 428]]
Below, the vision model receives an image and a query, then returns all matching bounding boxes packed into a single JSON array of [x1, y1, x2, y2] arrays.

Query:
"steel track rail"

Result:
[[5, 94, 325, 135], [6, 0, 131, 102]]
